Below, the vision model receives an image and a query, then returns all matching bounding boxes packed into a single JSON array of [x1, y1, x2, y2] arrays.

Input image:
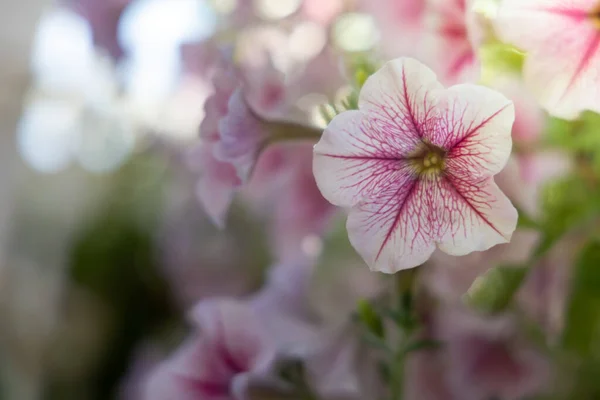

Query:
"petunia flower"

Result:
[[144, 299, 274, 400], [313, 57, 518, 273], [192, 60, 282, 227], [427, 0, 482, 84], [434, 307, 550, 400], [495, 0, 600, 119]]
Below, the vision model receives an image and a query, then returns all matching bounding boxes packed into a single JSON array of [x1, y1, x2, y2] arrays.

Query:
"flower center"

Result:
[[409, 143, 446, 176], [423, 152, 440, 168]]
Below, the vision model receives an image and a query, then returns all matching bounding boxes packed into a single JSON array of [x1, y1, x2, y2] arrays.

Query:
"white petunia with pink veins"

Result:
[[313, 58, 518, 273], [496, 0, 600, 119]]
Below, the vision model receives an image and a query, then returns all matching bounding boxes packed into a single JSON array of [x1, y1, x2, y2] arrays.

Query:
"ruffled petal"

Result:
[[359, 58, 444, 144], [496, 0, 600, 119], [346, 175, 437, 273], [432, 84, 514, 179], [190, 299, 269, 377], [436, 175, 518, 255], [215, 89, 268, 182], [427, 0, 480, 84], [495, 0, 593, 51], [192, 144, 241, 229]]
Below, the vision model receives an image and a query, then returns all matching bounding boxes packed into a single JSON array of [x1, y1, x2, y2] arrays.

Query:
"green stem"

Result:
[[389, 267, 421, 400], [267, 120, 323, 144]]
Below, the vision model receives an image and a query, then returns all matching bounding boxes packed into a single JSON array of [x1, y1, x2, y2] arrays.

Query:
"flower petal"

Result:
[[432, 84, 514, 179], [313, 110, 419, 208], [427, 0, 480, 84], [359, 58, 444, 143], [522, 31, 600, 119], [496, 0, 592, 51], [192, 144, 241, 228], [190, 299, 271, 378], [496, 0, 600, 119], [346, 176, 438, 273], [215, 89, 268, 182], [436, 175, 518, 256]]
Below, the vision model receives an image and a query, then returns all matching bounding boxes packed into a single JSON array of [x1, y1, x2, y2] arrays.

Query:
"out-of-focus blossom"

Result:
[[191, 59, 283, 227], [215, 89, 271, 182], [145, 299, 274, 400], [427, 0, 481, 84], [313, 57, 517, 273], [68, 0, 131, 60], [434, 307, 550, 400], [192, 42, 342, 234], [495, 0, 600, 119]]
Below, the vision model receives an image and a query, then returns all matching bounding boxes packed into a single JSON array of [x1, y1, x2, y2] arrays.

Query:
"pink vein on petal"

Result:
[[443, 174, 506, 239], [447, 104, 511, 151], [522, 6, 589, 21], [374, 179, 419, 261], [561, 32, 600, 101]]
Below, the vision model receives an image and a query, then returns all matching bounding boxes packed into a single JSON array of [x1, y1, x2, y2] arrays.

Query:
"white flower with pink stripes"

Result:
[[313, 57, 518, 273]]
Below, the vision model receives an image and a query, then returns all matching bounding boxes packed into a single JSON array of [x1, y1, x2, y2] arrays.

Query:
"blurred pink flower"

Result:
[[192, 59, 285, 227], [313, 57, 517, 273], [495, 0, 600, 119], [145, 299, 274, 400], [434, 307, 550, 400], [427, 0, 481, 84], [215, 89, 271, 182]]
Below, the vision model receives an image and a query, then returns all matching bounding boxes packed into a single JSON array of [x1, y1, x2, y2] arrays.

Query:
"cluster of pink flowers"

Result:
[[121, 0, 600, 398]]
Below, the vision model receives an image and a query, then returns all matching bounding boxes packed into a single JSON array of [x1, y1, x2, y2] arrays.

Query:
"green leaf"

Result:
[[517, 207, 540, 230], [464, 265, 528, 314], [562, 241, 600, 356], [357, 299, 385, 338]]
